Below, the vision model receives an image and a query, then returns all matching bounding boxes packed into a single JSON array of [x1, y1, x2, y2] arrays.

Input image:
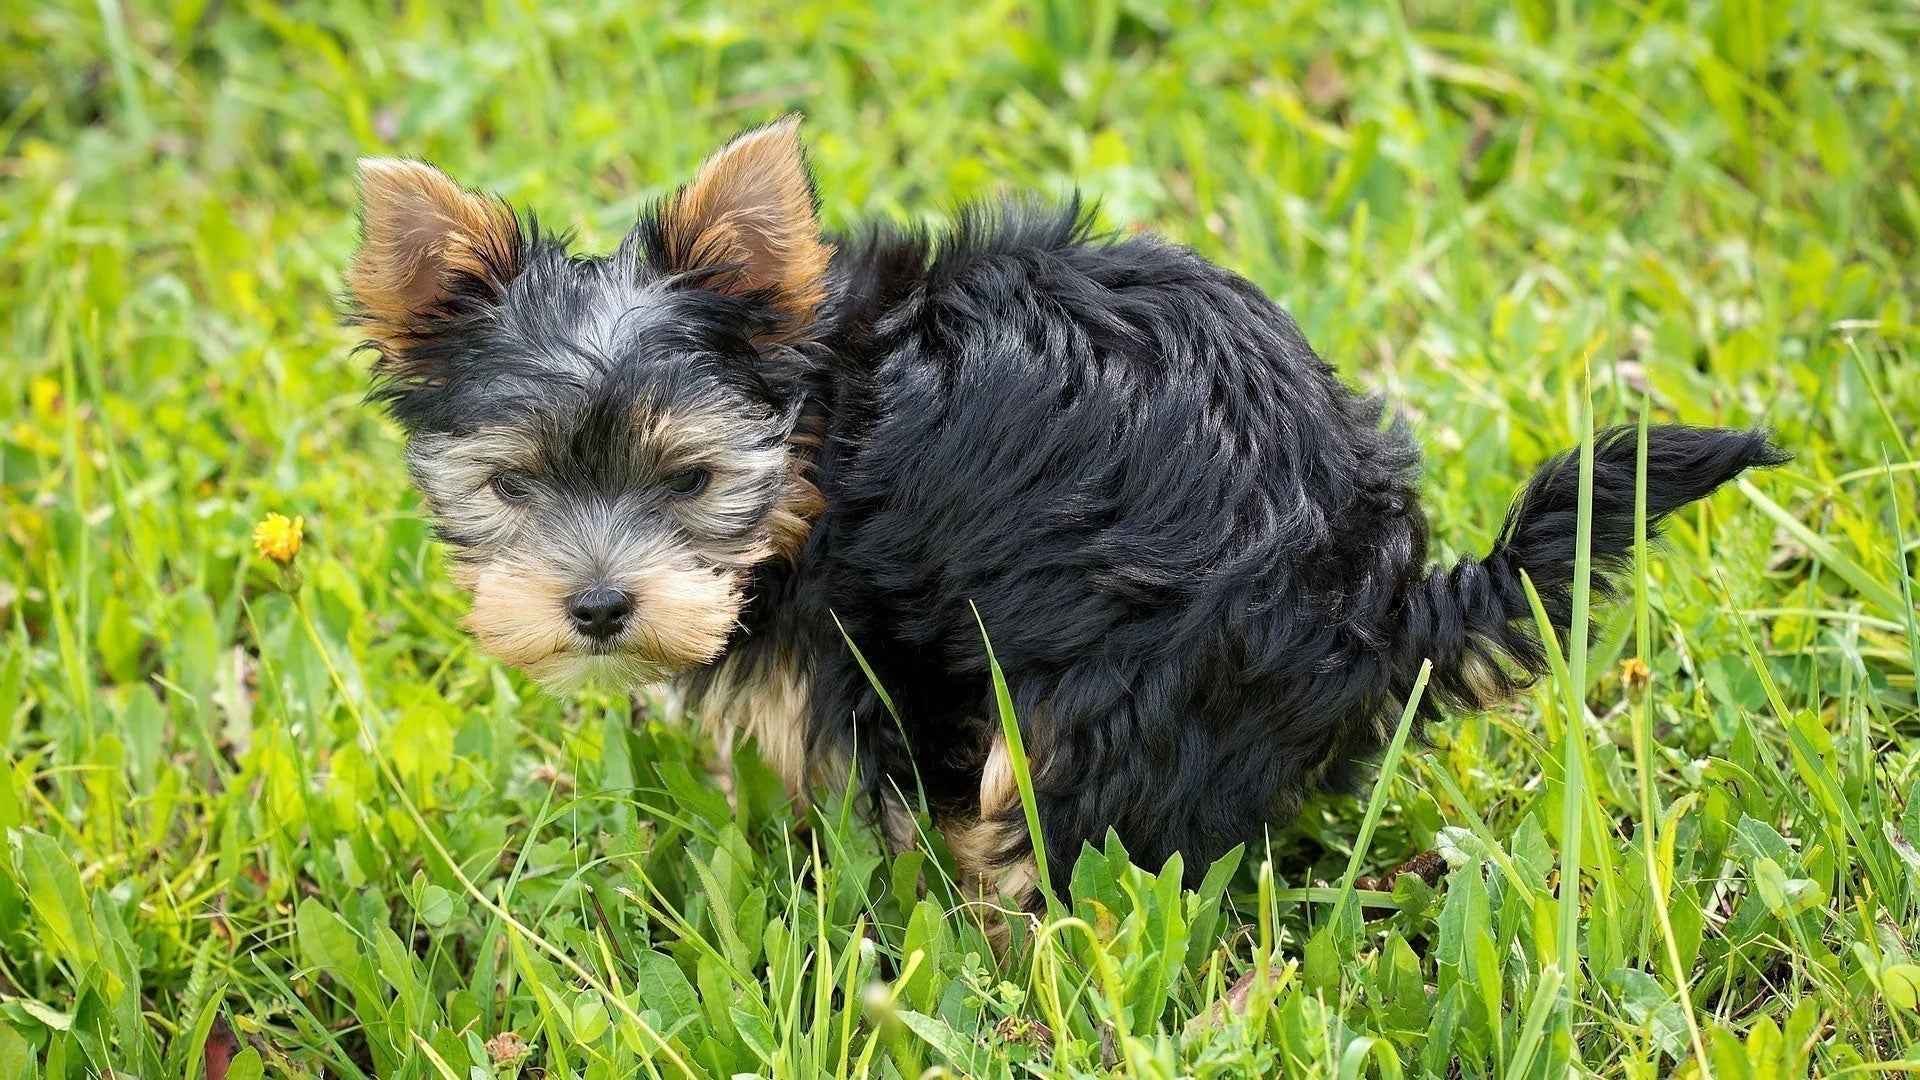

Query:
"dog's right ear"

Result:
[[349, 158, 522, 345]]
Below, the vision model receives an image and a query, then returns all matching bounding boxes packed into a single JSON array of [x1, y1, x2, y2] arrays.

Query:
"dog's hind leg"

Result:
[[941, 814, 1038, 954], [879, 789, 921, 855], [940, 733, 1042, 951]]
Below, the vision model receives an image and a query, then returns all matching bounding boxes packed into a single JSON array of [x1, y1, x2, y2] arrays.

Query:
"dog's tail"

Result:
[[1397, 424, 1788, 711]]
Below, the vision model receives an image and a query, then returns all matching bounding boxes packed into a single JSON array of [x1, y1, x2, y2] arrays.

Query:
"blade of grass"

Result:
[[1629, 398, 1714, 1077], [972, 602, 1060, 917], [1516, 358, 1600, 1033], [1845, 338, 1915, 463], [1326, 659, 1430, 946], [1882, 455, 1920, 683], [1504, 965, 1566, 1079], [1738, 478, 1907, 616], [832, 610, 936, 825]]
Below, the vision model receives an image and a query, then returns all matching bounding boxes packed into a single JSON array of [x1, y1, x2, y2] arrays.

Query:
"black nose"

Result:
[[566, 587, 632, 641]]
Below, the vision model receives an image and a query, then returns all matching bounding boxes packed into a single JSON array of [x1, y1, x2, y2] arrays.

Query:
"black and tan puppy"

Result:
[[349, 117, 1784, 918]]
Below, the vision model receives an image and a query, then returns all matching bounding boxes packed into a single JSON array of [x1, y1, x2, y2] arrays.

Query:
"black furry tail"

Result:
[[1400, 425, 1789, 710]]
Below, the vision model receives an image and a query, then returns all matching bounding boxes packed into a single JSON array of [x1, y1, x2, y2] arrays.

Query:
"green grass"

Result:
[[2, 1, 1918, 1076]]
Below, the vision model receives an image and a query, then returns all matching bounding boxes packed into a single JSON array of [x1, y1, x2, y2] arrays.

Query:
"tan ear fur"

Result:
[[657, 116, 831, 334], [349, 158, 521, 341]]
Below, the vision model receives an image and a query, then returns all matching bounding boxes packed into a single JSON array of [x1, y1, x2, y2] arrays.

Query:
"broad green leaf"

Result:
[[11, 830, 98, 967], [902, 900, 948, 1014], [730, 1004, 774, 1066], [227, 1047, 265, 1080], [897, 1009, 974, 1070], [0, 1021, 32, 1080], [1884, 964, 1920, 1012], [94, 594, 142, 684], [570, 990, 609, 1043], [295, 898, 377, 1005], [417, 883, 455, 928], [1377, 932, 1427, 1035]]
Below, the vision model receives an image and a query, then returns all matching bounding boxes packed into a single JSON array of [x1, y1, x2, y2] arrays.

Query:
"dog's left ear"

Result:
[[656, 115, 830, 335]]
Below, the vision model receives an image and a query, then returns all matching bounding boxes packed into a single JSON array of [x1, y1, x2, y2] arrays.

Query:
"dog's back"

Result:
[[797, 205, 1456, 891], [780, 202, 1783, 902]]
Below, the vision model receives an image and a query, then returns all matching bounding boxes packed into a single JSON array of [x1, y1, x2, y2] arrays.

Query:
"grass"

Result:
[[2, 0, 1918, 1076]]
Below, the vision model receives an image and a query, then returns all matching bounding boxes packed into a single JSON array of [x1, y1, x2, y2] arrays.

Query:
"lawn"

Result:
[[2, 1, 1918, 1077]]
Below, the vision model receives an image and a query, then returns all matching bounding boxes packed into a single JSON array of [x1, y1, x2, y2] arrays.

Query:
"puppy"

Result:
[[349, 116, 1785, 919]]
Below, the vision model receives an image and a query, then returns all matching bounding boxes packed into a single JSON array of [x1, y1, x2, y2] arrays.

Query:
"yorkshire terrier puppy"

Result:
[[350, 117, 1784, 918]]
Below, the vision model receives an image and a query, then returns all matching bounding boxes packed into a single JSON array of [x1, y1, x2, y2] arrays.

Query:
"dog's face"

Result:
[[349, 119, 828, 687]]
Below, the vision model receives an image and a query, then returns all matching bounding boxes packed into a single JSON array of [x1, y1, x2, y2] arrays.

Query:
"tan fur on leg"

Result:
[[943, 815, 1040, 954], [942, 811, 1040, 955], [980, 734, 1019, 819], [690, 650, 812, 801], [708, 721, 737, 809], [880, 791, 919, 855], [944, 731, 1044, 951]]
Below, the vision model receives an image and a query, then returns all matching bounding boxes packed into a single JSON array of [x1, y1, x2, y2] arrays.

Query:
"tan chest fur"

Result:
[[687, 650, 812, 799]]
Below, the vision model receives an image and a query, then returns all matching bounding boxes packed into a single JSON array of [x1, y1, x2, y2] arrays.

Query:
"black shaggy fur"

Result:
[[360, 143, 1786, 902], [717, 203, 1786, 894]]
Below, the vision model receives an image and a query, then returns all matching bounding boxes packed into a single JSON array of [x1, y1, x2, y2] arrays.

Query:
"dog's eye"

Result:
[[664, 468, 709, 497], [490, 472, 534, 502]]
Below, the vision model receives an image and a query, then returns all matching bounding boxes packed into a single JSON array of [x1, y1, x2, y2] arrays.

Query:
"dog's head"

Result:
[[349, 118, 827, 687]]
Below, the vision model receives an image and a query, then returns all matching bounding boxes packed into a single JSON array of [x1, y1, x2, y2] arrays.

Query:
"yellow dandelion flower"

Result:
[[252, 512, 304, 565], [1619, 655, 1651, 696]]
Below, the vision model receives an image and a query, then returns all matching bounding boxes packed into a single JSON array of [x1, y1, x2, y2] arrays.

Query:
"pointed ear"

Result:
[[349, 158, 522, 342], [656, 116, 830, 334]]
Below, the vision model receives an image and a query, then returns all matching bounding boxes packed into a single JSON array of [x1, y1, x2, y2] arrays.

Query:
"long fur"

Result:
[[359, 141, 1787, 903], [759, 205, 1784, 895]]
